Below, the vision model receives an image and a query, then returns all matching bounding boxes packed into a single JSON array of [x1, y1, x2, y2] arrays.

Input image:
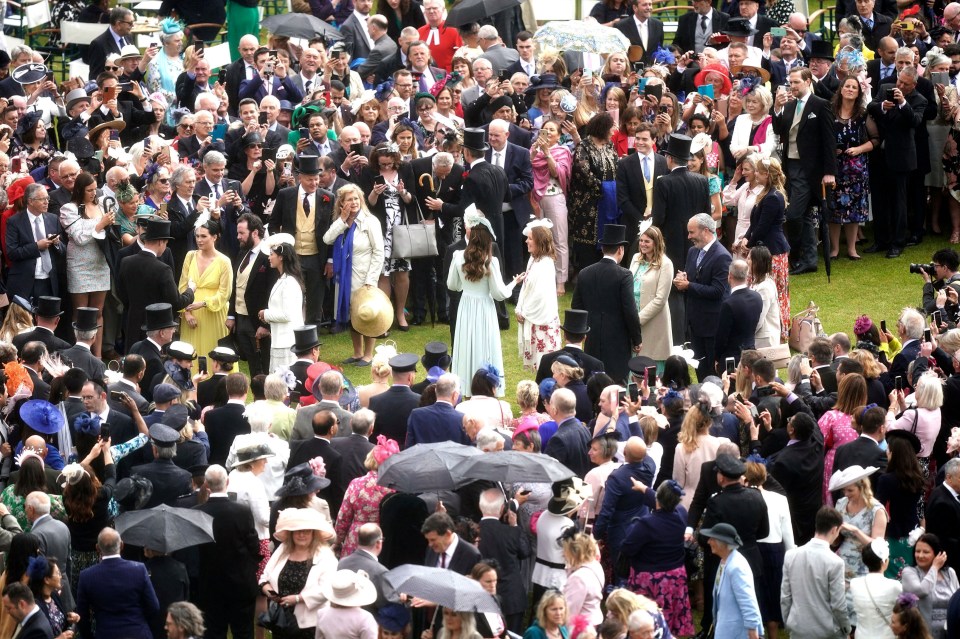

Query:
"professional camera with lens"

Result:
[[910, 263, 936, 275]]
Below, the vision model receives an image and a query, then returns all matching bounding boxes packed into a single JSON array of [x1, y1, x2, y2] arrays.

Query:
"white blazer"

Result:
[[729, 113, 777, 159], [262, 273, 304, 349], [752, 276, 781, 348]]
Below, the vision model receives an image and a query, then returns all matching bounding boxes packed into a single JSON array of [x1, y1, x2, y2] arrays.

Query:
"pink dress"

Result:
[[335, 470, 395, 557], [819, 410, 859, 506]]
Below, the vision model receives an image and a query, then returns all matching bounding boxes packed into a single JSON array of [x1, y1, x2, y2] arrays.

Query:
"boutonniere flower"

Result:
[[434, 71, 445, 80], [322, 194, 331, 203], [462, 170, 470, 179]]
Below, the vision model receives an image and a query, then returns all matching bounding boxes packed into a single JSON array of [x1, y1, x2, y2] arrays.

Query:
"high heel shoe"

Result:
[[952, 231, 960, 245]]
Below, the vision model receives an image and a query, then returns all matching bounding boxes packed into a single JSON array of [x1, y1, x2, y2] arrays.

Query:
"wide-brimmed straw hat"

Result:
[[828, 465, 879, 492], [273, 507, 335, 544], [320, 569, 377, 607], [350, 286, 393, 337]]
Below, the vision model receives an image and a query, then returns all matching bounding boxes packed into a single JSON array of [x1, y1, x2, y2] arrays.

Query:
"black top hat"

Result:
[[421, 341, 450, 369], [297, 154, 321, 175], [12, 63, 47, 86], [142, 218, 174, 241], [599, 224, 629, 246], [290, 325, 321, 354], [141, 303, 178, 331], [462, 128, 489, 152], [808, 39, 835, 61], [560, 309, 590, 334], [73, 307, 101, 331], [34, 296, 63, 318], [723, 17, 757, 36], [663, 133, 693, 161]]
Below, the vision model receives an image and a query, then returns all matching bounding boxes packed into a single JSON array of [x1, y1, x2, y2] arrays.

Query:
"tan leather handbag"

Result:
[[789, 301, 825, 354]]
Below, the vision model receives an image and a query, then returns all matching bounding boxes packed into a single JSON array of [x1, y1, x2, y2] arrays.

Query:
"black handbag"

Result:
[[257, 601, 298, 633]]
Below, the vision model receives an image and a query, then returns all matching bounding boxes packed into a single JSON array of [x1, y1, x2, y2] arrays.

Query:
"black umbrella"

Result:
[[444, 0, 524, 28], [384, 565, 501, 612], [820, 183, 833, 283], [261, 13, 344, 41], [457, 450, 575, 484], [115, 504, 214, 553], [377, 442, 482, 493]]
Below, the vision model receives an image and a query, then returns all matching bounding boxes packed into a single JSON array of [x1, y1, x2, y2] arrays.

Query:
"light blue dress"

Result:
[[59, 203, 110, 294], [447, 252, 515, 398]]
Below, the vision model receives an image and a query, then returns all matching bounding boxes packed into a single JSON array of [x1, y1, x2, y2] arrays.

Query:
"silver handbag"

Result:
[[391, 200, 438, 259]]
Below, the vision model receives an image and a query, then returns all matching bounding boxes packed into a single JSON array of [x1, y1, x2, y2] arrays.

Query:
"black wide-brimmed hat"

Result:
[[462, 128, 489, 152], [599, 224, 629, 246], [723, 17, 757, 37], [142, 218, 174, 241], [291, 325, 321, 354], [701, 522, 743, 547], [663, 133, 693, 161], [34, 296, 63, 318], [275, 462, 331, 497], [141, 303, 178, 331], [73, 307, 100, 331], [560, 309, 590, 334]]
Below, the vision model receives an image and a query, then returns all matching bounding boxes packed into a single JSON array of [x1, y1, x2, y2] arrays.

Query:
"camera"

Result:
[[910, 262, 936, 275]]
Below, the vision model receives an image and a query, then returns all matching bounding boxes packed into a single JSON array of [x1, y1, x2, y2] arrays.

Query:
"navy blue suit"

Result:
[[486, 142, 534, 285], [76, 556, 160, 639], [593, 458, 656, 562], [889, 338, 922, 391], [237, 74, 304, 104], [544, 417, 591, 477], [714, 287, 764, 366], [683, 241, 732, 380], [405, 401, 468, 448], [5, 210, 65, 302]]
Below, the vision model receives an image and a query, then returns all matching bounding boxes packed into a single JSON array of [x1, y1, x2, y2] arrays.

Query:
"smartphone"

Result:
[[565, 112, 573, 122], [885, 88, 896, 102], [11, 157, 20, 173], [351, 142, 364, 157], [196, 40, 205, 53], [100, 425, 110, 440], [895, 376, 903, 391], [299, 126, 309, 140], [771, 26, 787, 37], [262, 147, 276, 162], [498, 69, 509, 82], [618, 389, 627, 404], [45, 71, 54, 83], [109, 390, 124, 402], [258, 112, 268, 125], [103, 86, 117, 101], [119, 81, 133, 92], [583, 69, 593, 81], [881, 319, 887, 333], [933, 71, 951, 86], [713, 34, 731, 44], [198, 356, 208, 374], [374, 175, 386, 187], [218, 68, 227, 84], [924, 328, 932, 343], [632, 62, 644, 73], [645, 366, 657, 386], [659, 105, 669, 114], [109, 129, 119, 141], [637, 77, 649, 92], [268, 49, 278, 58], [725, 357, 736, 375], [646, 83, 663, 102], [629, 381, 640, 402], [698, 84, 715, 100], [933, 310, 942, 326]]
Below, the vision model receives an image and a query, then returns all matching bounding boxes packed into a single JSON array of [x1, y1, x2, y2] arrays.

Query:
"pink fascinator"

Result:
[[853, 314, 873, 336], [373, 435, 399, 465], [308, 456, 327, 478]]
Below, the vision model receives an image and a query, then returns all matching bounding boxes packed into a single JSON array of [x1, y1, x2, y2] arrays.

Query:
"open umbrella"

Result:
[[534, 20, 631, 54], [820, 183, 833, 282], [444, 0, 523, 27], [377, 442, 482, 493], [457, 450, 575, 484], [115, 504, 214, 554], [384, 565, 501, 613], [261, 13, 344, 41]]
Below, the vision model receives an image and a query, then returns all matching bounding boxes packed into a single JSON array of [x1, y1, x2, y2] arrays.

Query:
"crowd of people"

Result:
[[4, 0, 960, 638]]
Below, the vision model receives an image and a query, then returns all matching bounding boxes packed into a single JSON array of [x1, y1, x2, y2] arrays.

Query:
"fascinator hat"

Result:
[[463, 205, 496, 240], [160, 18, 183, 35], [522, 218, 554, 237]]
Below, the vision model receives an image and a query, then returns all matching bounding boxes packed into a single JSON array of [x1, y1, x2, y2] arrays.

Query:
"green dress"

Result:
[[227, 0, 260, 63]]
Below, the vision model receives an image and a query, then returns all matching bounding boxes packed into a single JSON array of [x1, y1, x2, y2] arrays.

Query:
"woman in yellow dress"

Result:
[[178, 219, 233, 367]]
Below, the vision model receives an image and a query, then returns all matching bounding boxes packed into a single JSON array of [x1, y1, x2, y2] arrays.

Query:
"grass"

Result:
[[311, 234, 939, 412]]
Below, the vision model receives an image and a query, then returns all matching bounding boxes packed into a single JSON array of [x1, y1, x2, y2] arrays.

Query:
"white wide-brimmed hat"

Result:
[[320, 569, 377, 607], [273, 507, 335, 544], [828, 465, 879, 492]]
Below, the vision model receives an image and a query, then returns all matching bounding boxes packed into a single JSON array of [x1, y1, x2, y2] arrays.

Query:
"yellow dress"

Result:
[[178, 250, 233, 368]]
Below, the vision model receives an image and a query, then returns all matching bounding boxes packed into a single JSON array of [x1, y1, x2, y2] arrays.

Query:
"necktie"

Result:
[[239, 250, 254, 272], [700, 15, 708, 32], [118, 36, 127, 48], [440, 553, 446, 568], [696, 248, 705, 268], [303, 193, 311, 216], [419, 74, 428, 92], [882, 65, 892, 79], [864, 17, 874, 29], [494, 151, 502, 168], [212, 182, 221, 202], [34, 216, 52, 274], [642, 156, 651, 181], [304, 78, 313, 95]]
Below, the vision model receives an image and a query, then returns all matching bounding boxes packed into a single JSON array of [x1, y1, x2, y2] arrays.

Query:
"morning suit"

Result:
[[228, 245, 278, 378], [544, 417, 592, 478], [652, 166, 710, 343], [291, 400, 354, 441], [128, 339, 163, 402], [5, 210, 65, 302], [330, 433, 375, 488], [405, 401, 469, 448], [82, 26, 124, 80], [781, 538, 850, 639], [925, 484, 960, 573], [47, 187, 71, 217], [27, 367, 51, 401], [225, 57, 255, 118], [616, 150, 668, 260], [683, 241, 732, 380], [165, 194, 202, 274], [237, 74, 304, 105], [485, 142, 534, 283], [193, 178, 248, 258], [289, 437, 345, 515], [13, 609, 53, 639], [571, 257, 643, 382], [76, 556, 160, 639], [424, 534, 482, 575], [771, 90, 837, 271], [369, 385, 421, 449], [712, 549, 764, 639], [357, 34, 399, 81], [340, 12, 372, 61], [535, 346, 605, 384], [614, 15, 665, 63], [195, 495, 261, 639], [338, 549, 389, 610], [477, 517, 533, 629], [593, 458, 656, 564], [117, 251, 194, 347], [442, 159, 509, 258], [673, 9, 730, 53], [478, 43, 521, 75], [130, 458, 193, 508], [12, 327, 69, 356], [890, 339, 923, 391], [714, 287, 764, 366], [32, 514, 74, 611], [767, 435, 824, 544], [57, 344, 106, 383], [203, 402, 250, 467], [867, 58, 897, 97], [479, 121, 534, 150]]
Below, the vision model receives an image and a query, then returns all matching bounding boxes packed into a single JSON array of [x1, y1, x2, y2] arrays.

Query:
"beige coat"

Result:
[[630, 255, 674, 361]]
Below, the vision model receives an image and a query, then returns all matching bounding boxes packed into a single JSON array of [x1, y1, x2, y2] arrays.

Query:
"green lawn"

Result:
[[313, 236, 941, 411]]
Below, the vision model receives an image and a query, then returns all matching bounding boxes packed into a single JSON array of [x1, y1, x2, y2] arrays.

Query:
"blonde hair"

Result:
[[605, 589, 660, 626], [848, 349, 883, 380], [754, 156, 789, 207], [535, 590, 568, 628], [562, 532, 598, 569], [516, 380, 540, 411], [678, 405, 712, 451], [938, 329, 960, 357], [552, 360, 584, 382]]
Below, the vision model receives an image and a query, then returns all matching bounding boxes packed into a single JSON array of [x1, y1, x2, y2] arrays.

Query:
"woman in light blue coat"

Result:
[[702, 523, 763, 639]]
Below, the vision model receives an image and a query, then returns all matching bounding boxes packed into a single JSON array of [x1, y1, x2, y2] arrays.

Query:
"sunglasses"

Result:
[[179, 124, 194, 130], [157, 178, 170, 183], [105, 66, 120, 71]]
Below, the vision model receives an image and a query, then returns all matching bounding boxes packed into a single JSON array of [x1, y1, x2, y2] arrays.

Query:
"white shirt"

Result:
[[28, 211, 49, 280], [437, 533, 460, 567], [355, 10, 375, 48], [633, 15, 649, 49], [520, 57, 535, 76]]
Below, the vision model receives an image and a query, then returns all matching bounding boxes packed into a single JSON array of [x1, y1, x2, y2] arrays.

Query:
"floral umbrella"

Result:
[[534, 20, 631, 54]]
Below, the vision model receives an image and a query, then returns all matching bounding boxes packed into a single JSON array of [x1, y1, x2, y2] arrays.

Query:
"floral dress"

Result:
[[818, 410, 859, 506], [0, 486, 65, 530], [334, 470, 395, 557], [831, 114, 876, 224], [380, 177, 410, 276], [568, 140, 619, 259], [836, 496, 885, 626], [50, 0, 86, 46]]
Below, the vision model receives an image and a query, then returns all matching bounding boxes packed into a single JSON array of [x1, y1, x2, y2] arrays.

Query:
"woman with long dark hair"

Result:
[[376, 0, 425, 41], [902, 534, 959, 638], [878, 430, 925, 579], [178, 219, 233, 369], [749, 245, 782, 348], [260, 235, 304, 371], [515, 222, 561, 371], [60, 171, 112, 357], [1, 456, 64, 530], [0, 533, 41, 637], [447, 218, 522, 397]]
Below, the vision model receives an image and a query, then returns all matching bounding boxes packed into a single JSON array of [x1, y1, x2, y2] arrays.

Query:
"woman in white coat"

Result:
[[628, 223, 673, 369], [850, 539, 902, 639], [323, 184, 385, 366], [748, 246, 781, 348], [259, 234, 304, 372], [515, 220, 561, 372]]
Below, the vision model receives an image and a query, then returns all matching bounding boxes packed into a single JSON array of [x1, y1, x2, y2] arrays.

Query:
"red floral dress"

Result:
[[335, 470, 395, 557]]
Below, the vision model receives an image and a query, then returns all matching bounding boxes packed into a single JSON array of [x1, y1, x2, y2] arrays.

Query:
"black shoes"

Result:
[[886, 248, 903, 258], [863, 244, 888, 254]]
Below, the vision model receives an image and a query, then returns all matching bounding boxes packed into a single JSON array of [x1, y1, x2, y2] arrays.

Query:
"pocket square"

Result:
[[807, 113, 817, 119]]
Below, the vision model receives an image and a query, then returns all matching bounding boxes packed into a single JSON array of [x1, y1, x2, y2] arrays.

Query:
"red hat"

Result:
[[6, 176, 34, 205], [694, 63, 733, 96]]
